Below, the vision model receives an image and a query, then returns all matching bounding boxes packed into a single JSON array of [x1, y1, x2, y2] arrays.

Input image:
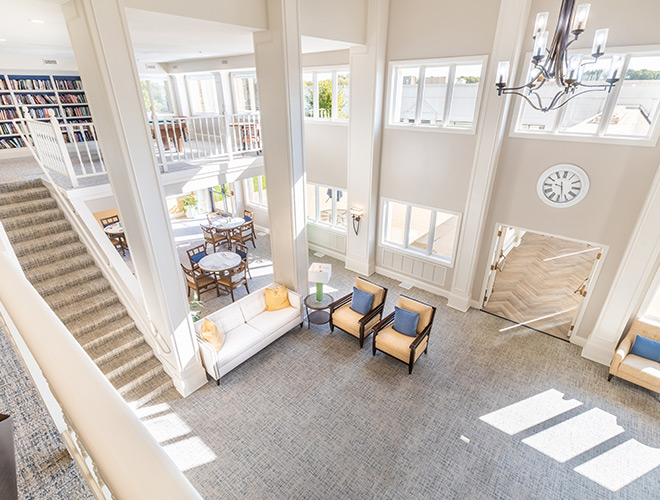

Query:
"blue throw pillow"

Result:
[[393, 306, 420, 337], [190, 252, 206, 263], [350, 287, 374, 315], [630, 335, 660, 362], [236, 249, 247, 260]]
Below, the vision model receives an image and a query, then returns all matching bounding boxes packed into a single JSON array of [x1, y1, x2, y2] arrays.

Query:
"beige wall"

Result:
[[304, 123, 349, 188]]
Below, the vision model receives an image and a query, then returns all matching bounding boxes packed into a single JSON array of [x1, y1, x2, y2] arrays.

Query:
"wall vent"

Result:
[[42, 59, 58, 66], [145, 63, 157, 70]]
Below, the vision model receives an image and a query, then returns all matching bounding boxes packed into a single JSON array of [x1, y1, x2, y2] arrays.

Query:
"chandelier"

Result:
[[495, 0, 625, 112]]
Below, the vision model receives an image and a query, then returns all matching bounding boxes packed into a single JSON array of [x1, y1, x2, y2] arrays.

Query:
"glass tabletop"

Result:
[[304, 293, 334, 310]]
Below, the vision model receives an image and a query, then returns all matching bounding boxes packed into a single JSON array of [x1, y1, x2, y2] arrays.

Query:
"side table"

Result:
[[303, 293, 334, 329]]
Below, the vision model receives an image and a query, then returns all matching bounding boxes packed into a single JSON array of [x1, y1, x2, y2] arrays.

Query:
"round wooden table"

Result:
[[303, 293, 334, 329], [211, 217, 245, 231], [104, 222, 124, 235], [198, 252, 241, 274]]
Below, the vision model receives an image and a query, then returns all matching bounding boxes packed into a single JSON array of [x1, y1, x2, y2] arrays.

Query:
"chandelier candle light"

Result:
[[495, 0, 625, 112]]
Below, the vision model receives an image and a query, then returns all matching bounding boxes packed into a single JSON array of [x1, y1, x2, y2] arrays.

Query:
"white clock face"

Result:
[[537, 164, 589, 208]]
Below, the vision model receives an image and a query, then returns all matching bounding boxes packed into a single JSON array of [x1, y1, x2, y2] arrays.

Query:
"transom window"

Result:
[[245, 175, 267, 208], [141, 78, 173, 114], [382, 198, 460, 264], [231, 73, 259, 113], [186, 74, 218, 115], [303, 69, 350, 121], [388, 57, 486, 130], [306, 183, 348, 229], [514, 50, 660, 143]]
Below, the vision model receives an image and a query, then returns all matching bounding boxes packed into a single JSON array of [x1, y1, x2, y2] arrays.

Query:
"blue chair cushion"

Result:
[[393, 306, 420, 337], [350, 287, 374, 315], [244, 216, 252, 222], [190, 252, 206, 263], [236, 250, 247, 260], [630, 335, 660, 362]]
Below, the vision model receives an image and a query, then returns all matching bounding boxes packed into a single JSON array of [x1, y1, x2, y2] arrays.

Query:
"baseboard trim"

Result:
[[374, 265, 450, 300], [308, 242, 345, 262]]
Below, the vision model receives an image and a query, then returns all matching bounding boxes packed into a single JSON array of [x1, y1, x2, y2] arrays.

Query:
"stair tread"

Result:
[[76, 314, 136, 345], [20, 241, 88, 269], [43, 277, 112, 308], [100, 343, 158, 379], [13, 230, 79, 257], [1, 208, 64, 229], [0, 197, 58, 217], [34, 266, 104, 296], [65, 307, 131, 337], [84, 328, 146, 366], [6, 219, 72, 244], [0, 178, 43, 194], [55, 289, 122, 323], [24, 254, 96, 283], [0, 186, 51, 205]]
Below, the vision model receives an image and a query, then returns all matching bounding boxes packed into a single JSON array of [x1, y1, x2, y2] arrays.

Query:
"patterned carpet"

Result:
[[0, 325, 93, 500]]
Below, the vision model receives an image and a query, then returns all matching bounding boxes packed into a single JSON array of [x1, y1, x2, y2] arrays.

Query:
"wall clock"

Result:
[[537, 164, 589, 208]]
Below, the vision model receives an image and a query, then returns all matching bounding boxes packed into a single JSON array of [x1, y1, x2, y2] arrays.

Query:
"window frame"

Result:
[[244, 175, 268, 209], [509, 44, 660, 147], [306, 182, 348, 232], [141, 77, 175, 115], [385, 55, 488, 134], [380, 197, 461, 267], [230, 72, 259, 114], [303, 66, 350, 123], [185, 73, 219, 116]]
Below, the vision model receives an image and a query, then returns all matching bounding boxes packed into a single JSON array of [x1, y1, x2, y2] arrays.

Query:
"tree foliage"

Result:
[[303, 78, 348, 119]]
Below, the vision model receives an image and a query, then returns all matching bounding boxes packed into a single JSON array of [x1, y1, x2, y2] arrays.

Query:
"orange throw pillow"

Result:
[[265, 284, 291, 311], [200, 318, 226, 353]]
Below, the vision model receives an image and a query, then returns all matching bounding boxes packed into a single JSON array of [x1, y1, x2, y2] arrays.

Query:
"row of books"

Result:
[[59, 94, 87, 104], [54, 79, 83, 91], [63, 130, 94, 143], [0, 122, 17, 135], [29, 108, 60, 119], [0, 95, 12, 105], [9, 78, 53, 91], [15, 94, 58, 105], [0, 137, 25, 149], [0, 109, 19, 120], [64, 106, 90, 117]]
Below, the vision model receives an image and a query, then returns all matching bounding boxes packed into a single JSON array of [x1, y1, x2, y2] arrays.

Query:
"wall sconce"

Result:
[[350, 207, 364, 236]]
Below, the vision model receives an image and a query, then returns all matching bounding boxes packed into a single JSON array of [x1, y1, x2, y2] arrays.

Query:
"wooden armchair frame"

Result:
[[234, 242, 252, 279], [229, 220, 256, 248], [181, 264, 219, 298], [372, 295, 437, 374], [216, 261, 250, 302], [201, 224, 228, 253], [329, 278, 388, 348], [100, 215, 128, 256], [186, 244, 207, 270]]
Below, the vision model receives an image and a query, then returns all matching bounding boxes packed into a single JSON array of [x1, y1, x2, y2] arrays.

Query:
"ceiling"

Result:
[[0, 0, 355, 65]]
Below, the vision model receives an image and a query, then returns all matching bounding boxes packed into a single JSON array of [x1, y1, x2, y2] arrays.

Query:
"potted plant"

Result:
[[182, 192, 199, 219], [189, 292, 204, 322]]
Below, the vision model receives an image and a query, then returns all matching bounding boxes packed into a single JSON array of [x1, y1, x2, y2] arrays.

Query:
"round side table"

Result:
[[304, 293, 334, 329]]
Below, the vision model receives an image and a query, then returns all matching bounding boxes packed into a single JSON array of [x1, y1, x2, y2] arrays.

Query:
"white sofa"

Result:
[[194, 284, 303, 383]]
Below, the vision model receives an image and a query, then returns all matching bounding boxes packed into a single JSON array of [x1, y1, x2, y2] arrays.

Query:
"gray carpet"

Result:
[[0, 325, 93, 500], [138, 229, 660, 499]]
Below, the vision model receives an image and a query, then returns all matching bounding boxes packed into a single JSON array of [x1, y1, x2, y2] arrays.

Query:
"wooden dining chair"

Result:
[[201, 224, 227, 253], [207, 211, 222, 224], [234, 242, 252, 279], [216, 261, 249, 302], [243, 209, 254, 221], [181, 264, 219, 298], [99, 215, 128, 256], [229, 220, 256, 249], [186, 244, 207, 270]]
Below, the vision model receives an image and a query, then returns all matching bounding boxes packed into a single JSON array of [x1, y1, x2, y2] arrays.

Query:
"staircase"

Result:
[[0, 178, 177, 408]]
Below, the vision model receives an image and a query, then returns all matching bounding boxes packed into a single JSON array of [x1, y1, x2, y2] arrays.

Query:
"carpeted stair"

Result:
[[0, 178, 177, 408]]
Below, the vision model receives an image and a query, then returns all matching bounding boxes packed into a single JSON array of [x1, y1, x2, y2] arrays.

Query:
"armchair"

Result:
[[609, 319, 660, 394], [329, 277, 388, 347], [372, 295, 436, 374]]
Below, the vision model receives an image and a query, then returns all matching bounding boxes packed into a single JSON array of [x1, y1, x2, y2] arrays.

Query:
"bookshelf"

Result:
[[0, 73, 93, 150]]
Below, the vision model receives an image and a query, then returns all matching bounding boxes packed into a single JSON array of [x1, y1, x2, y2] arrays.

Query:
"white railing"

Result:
[[61, 121, 106, 179], [0, 249, 202, 500], [228, 113, 262, 155]]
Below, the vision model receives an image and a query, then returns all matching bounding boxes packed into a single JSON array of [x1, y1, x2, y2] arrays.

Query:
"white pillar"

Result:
[[62, 0, 206, 396], [253, 0, 309, 294], [582, 164, 660, 365], [447, 0, 532, 311], [345, 0, 389, 276]]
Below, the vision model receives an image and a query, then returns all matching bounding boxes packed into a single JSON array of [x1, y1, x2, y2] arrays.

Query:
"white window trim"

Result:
[[306, 182, 348, 232], [185, 73, 219, 116], [385, 55, 488, 134], [303, 66, 350, 123], [230, 71, 259, 114], [141, 77, 175, 116], [509, 44, 660, 147], [244, 175, 267, 209], [380, 197, 462, 267]]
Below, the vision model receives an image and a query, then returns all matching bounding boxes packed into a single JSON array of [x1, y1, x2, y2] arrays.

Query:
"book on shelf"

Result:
[[59, 94, 87, 104], [0, 137, 25, 149], [30, 107, 61, 119], [16, 94, 58, 105], [0, 122, 17, 135], [0, 95, 12, 105], [54, 78, 83, 91], [9, 77, 53, 91], [0, 109, 19, 120], [64, 106, 90, 118]]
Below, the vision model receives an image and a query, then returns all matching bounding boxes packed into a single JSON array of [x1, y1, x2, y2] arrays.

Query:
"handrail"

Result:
[[0, 251, 202, 500]]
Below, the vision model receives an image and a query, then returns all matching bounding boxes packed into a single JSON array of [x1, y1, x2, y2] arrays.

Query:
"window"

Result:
[[245, 175, 267, 207], [231, 73, 259, 113], [186, 75, 218, 115], [141, 78, 173, 114], [389, 57, 486, 130], [306, 183, 348, 230], [302, 69, 350, 121], [514, 50, 660, 143], [382, 199, 460, 264]]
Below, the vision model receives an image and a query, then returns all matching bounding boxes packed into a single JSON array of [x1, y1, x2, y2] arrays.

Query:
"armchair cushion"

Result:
[[630, 335, 660, 362], [393, 306, 419, 337], [397, 296, 433, 334], [350, 287, 374, 315], [618, 355, 660, 388], [190, 252, 206, 263], [332, 304, 381, 338], [200, 319, 226, 353], [375, 325, 428, 363], [355, 277, 386, 308]]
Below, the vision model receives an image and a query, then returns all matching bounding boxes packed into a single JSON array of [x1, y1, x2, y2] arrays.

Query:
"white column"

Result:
[[345, 0, 389, 276], [582, 163, 660, 365], [62, 0, 206, 396], [447, 0, 532, 311], [253, 0, 309, 294]]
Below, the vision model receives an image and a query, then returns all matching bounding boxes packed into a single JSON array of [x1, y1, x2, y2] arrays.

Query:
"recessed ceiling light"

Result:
[[29, 19, 46, 24]]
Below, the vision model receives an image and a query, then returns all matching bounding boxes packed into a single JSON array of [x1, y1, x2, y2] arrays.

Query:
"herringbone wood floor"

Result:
[[483, 231, 597, 340]]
